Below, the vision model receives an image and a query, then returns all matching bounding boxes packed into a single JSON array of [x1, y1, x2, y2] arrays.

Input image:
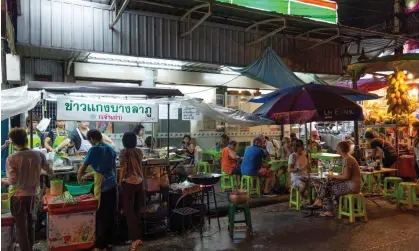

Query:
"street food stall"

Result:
[[23, 81, 186, 250], [348, 56, 419, 178]]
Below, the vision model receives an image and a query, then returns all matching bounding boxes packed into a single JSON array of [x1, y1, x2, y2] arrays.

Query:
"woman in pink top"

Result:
[[1, 128, 53, 251]]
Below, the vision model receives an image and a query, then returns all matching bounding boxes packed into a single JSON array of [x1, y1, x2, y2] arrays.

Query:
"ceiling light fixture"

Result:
[[87, 58, 138, 66]]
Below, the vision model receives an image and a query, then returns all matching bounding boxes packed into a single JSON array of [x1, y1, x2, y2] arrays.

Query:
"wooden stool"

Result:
[[228, 204, 253, 237], [221, 172, 238, 192], [240, 176, 261, 197], [197, 161, 211, 173], [383, 177, 403, 198], [338, 193, 368, 223], [289, 186, 301, 211], [397, 182, 419, 209]]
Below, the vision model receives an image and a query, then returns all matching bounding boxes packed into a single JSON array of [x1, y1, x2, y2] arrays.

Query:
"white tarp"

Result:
[[1, 86, 42, 120]]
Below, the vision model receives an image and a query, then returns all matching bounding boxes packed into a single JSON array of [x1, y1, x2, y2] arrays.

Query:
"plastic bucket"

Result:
[[50, 179, 64, 196]]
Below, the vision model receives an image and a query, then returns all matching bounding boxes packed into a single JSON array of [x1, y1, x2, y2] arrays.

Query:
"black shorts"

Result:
[[231, 168, 241, 175]]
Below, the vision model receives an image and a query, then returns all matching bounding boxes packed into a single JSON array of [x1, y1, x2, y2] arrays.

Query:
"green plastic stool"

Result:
[[221, 172, 238, 192], [338, 193, 368, 223], [289, 186, 302, 211], [383, 177, 403, 198], [197, 161, 211, 173], [228, 204, 253, 236], [397, 182, 418, 209], [240, 175, 260, 197]]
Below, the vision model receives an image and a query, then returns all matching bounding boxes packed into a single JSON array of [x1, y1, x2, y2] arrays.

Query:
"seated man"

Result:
[[221, 140, 241, 175], [241, 137, 275, 197]]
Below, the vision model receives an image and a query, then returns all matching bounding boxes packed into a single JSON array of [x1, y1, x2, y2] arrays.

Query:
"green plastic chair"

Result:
[[383, 177, 403, 198], [338, 193, 368, 223], [197, 161, 211, 173], [221, 172, 238, 192], [240, 175, 260, 197], [289, 186, 302, 211], [397, 182, 418, 209], [228, 204, 253, 236]]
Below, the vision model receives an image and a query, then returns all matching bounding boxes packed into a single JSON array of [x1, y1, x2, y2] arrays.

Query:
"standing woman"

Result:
[[77, 129, 117, 251], [1, 128, 53, 251], [119, 132, 145, 251]]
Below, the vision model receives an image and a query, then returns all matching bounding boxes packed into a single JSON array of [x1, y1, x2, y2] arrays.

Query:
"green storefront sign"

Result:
[[57, 98, 158, 122], [216, 0, 337, 24]]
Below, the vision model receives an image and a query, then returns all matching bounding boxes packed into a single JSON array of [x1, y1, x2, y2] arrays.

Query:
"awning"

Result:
[[1, 86, 41, 120], [237, 47, 327, 89]]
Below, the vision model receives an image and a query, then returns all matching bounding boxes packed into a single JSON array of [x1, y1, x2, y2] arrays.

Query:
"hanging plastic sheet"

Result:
[[236, 47, 327, 89], [1, 86, 41, 120], [182, 98, 274, 126]]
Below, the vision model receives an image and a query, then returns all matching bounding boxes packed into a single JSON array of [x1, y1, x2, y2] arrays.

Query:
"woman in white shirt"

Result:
[[288, 139, 309, 201]]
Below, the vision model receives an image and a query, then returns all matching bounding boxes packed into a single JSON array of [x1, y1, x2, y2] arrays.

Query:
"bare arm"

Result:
[[103, 134, 116, 148], [288, 163, 298, 173], [77, 164, 89, 184], [331, 163, 351, 181], [44, 137, 54, 152], [5, 158, 16, 186], [1, 140, 10, 151], [55, 138, 71, 152]]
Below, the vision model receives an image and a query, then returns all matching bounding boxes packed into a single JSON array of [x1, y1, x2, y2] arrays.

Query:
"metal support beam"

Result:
[[295, 28, 338, 39], [301, 28, 340, 50], [180, 3, 211, 38], [245, 18, 285, 32], [109, 0, 130, 29], [66, 58, 74, 76], [110, 0, 116, 10], [245, 18, 286, 46]]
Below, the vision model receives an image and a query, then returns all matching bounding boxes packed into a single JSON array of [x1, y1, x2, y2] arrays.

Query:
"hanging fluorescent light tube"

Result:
[[87, 58, 138, 67], [138, 64, 182, 70], [220, 70, 240, 75]]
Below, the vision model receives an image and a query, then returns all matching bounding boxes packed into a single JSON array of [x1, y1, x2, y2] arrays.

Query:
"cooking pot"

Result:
[[228, 189, 249, 205]]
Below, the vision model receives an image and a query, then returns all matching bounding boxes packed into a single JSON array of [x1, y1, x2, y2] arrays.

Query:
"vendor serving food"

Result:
[[54, 121, 115, 154], [77, 129, 117, 251], [364, 131, 397, 168], [44, 120, 70, 153]]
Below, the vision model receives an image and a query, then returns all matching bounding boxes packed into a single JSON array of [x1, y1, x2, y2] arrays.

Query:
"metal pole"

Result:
[[352, 74, 360, 161], [29, 110, 33, 148], [167, 103, 170, 159], [109, 0, 130, 28]]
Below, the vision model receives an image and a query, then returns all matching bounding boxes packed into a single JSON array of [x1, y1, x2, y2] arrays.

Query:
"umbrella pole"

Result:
[[352, 75, 361, 161]]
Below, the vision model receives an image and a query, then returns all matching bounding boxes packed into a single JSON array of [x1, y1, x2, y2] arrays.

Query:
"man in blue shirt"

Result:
[[77, 129, 116, 250], [241, 137, 275, 197]]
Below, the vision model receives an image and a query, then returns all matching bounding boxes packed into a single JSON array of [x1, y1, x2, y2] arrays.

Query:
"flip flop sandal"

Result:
[[130, 240, 143, 251], [319, 212, 334, 217]]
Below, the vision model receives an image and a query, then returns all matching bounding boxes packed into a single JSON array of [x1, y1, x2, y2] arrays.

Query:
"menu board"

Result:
[[159, 104, 179, 120], [182, 107, 202, 120]]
